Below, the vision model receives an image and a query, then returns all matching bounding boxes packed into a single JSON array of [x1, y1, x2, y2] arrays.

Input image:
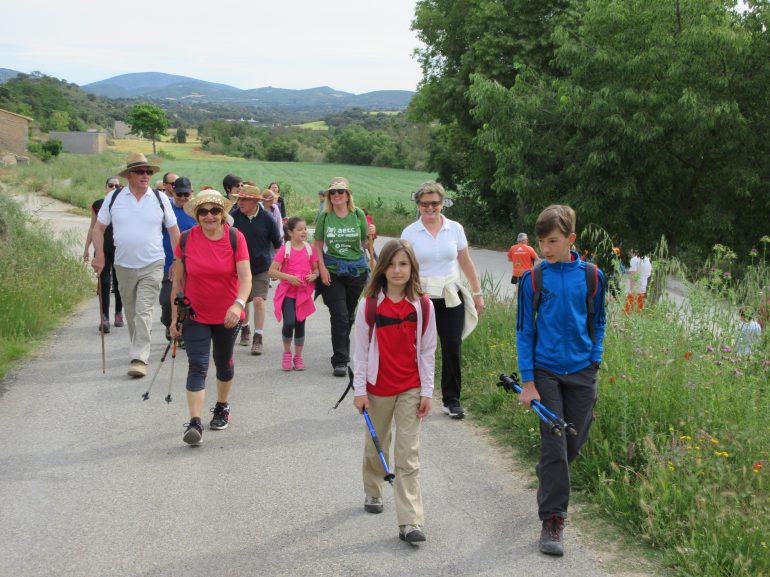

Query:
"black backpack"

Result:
[[107, 186, 167, 234]]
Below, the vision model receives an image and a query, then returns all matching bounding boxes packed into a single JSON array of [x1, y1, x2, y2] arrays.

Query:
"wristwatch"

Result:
[[234, 298, 246, 309]]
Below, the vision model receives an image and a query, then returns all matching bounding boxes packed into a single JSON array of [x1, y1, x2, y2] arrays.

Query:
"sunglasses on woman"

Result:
[[418, 200, 442, 208], [106, 183, 119, 189], [328, 189, 347, 196], [197, 206, 223, 216]]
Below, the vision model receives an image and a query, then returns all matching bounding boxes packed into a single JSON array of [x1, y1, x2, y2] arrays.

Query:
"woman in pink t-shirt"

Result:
[[170, 190, 252, 446], [269, 217, 319, 371]]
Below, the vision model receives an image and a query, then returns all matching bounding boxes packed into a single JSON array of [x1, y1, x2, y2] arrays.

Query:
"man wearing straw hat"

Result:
[[91, 153, 180, 377]]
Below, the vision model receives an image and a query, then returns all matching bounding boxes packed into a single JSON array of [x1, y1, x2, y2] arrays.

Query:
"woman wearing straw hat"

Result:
[[170, 189, 252, 446], [314, 177, 376, 376]]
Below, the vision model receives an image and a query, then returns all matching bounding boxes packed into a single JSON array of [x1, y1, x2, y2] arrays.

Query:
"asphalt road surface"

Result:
[[0, 193, 653, 577]]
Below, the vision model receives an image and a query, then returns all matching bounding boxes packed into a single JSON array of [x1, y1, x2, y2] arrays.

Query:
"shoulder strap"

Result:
[[585, 262, 597, 343], [107, 187, 123, 212], [366, 297, 377, 342], [531, 261, 543, 315], [152, 188, 165, 216], [304, 241, 313, 257], [179, 229, 191, 273]]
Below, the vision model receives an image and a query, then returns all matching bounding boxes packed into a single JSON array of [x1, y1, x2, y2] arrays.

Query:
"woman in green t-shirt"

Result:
[[314, 177, 375, 377]]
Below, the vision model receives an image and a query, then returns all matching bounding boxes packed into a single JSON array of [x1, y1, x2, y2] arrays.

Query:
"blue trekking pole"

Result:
[[497, 373, 577, 437], [362, 409, 395, 485]]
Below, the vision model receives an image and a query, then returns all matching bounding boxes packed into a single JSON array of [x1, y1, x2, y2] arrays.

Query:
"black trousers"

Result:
[[534, 366, 598, 520], [431, 295, 465, 405], [99, 249, 122, 318], [159, 278, 172, 328], [317, 272, 367, 366]]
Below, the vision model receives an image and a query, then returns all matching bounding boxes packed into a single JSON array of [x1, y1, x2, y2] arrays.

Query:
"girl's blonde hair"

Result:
[[364, 239, 423, 301]]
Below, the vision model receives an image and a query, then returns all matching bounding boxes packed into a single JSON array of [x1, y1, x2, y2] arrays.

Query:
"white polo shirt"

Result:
[[97, 187, 177, 268], [401, 215, 468, 278]]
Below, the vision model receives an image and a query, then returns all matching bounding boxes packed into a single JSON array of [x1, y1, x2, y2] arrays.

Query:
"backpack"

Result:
[[283, 241, 313, 261], [531, 260, 599, 343], [107, 186, 167, 222], [178, 226, 238, 273], [365, 294, 430, 343]]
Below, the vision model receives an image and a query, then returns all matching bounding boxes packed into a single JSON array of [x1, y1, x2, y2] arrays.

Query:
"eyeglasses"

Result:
[[130, 169, 154, 175], [175, 192, 191, 197], [233, 183, 244, 188], [328, 189, 347, 196], [197, 206, 223, 216], [106, 183, 119, 189], [418, 200, 442, 208]]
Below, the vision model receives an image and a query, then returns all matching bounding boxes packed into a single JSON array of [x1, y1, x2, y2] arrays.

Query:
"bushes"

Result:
[[28, 139, 63, 162]]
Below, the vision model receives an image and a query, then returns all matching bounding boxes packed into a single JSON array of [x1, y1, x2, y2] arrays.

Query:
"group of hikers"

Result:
[[83, 152, 608, 555]]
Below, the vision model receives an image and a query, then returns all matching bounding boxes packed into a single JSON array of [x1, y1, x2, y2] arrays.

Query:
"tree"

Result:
[[469, 0, 770, 259], [175, 127, 187, 144], [126, 104, 169, 153]]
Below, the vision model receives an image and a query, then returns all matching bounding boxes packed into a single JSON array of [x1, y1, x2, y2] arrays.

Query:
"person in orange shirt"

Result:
[[507, 232, 540, 297]]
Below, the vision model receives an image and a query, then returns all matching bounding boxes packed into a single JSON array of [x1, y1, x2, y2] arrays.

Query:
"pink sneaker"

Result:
[[293, 355, 305, 371], [281, 351, 292, 371]]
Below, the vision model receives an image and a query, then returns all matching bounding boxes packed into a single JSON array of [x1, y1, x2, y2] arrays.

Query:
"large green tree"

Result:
[[469, 0, 770, 258], [126, 103, 169, 154]]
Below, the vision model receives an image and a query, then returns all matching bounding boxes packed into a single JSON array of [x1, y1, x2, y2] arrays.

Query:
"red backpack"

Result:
[[365, 294, 430, 342]]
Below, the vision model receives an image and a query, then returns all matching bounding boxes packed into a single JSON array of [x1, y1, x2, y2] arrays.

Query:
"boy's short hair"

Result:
[[535, 204, 576, 238]]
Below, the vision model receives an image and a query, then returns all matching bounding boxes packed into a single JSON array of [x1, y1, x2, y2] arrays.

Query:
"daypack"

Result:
[[107, 186, 167, 222], [178, 227, 237, 273], [283, 241, 314, 261], [531, 260, 599, 343], [365, 294, 430, 343]]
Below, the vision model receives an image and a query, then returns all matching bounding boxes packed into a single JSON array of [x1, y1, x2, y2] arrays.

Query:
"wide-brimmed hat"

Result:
[[118, 153, 161, 178], [231, 184, 262, 200], [184, 189, 234, 217], [326, 177, 350, 193]]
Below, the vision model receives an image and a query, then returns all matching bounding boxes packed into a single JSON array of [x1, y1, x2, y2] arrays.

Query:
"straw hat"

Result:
[[184, 189, 234, 217], [326, 177, 350, 192], [118, 153, 161, 178], [230, 184, 262, 199]]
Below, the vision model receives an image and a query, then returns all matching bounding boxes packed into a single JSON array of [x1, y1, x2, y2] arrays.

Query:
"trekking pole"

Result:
[[164, 292, 195, 404], [329, 366, 355, 411], [97, 276, 105, 374], [367, 233, 376, 271], [165, 338, 177, 404], [362, 409, 395, 485], [497, 373, 577, 437], [141, 340, 172, 401]]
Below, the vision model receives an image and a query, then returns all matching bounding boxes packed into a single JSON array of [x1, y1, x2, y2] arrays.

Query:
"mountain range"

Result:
[[0, 69, 413, 111]]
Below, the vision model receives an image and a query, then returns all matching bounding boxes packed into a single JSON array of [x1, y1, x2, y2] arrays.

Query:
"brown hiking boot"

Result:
[[127, 359, 147, 378], [539, 516, 565, 556], [239, 325, 251, 346], [251, 333, 263, 355]]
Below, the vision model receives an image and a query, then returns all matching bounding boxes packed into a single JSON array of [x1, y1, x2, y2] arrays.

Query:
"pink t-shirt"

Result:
[[273, 242, 319, 298], [173, 225, 249, 324]]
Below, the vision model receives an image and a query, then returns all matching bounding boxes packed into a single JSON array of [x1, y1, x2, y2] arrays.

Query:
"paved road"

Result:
[[0, 193, 648, 577]]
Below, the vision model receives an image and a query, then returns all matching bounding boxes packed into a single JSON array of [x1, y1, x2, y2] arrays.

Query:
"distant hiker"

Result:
[[159, 176, 196, 342], [83, 176, 124, 333], [515, 204, 607, 557], [401, 181, 483, 421], [230, 184, 282, 355], [269, 217, 319, 371], [160, 172, 178, 198], [314, 177, 375, 377], [736, 307, 762, 355], [267, 181, 287, 221], [91, 153, 180, 378], [315, 190, 326, 224], [352, 239, 436, 544], [222, 173, 244, 200], [260, 189, 284, 239], [625, 249, 652, 313], [171, 190, 251, 446], [507, 232, 540, 297]]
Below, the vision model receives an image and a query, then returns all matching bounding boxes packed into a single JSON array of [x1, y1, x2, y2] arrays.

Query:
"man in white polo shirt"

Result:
[[91, 153, 180, 377]]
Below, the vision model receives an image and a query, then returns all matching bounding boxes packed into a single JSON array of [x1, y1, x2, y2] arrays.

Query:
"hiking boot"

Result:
[[399, 525, 426, 543], [209, 403, 230, 430], [251, 333, 263, 355], [539, 516, 565, 556], [113, 312, 124, 327], [239, 325, 251, 347], [99, 314, 110, 334], [333, 364, 347, 377], [183, 418, 203, 445], [281, 351, 292, 371], [364, 496, 383, 514], [293, 355, 305, 371], [442, 400, 465, 419], [127, 359, 147, 378]]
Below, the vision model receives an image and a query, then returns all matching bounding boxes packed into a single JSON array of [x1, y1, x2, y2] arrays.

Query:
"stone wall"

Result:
[[0, 108, 31, 156], [48, 131, 107, 154]]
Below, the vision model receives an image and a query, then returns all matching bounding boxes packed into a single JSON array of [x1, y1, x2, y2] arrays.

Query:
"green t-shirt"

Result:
[[316, 208, 367, 272]]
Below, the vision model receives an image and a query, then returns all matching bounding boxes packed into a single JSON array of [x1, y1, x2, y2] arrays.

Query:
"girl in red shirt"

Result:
[[352, 239, 437, 544]]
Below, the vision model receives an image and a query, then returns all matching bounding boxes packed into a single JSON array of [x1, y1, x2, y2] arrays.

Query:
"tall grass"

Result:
[[461, 247, 769, 576], [0, 192, 92, 378]]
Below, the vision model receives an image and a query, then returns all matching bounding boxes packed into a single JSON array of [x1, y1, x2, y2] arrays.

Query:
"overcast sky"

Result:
[[2, 0, 425, 94]]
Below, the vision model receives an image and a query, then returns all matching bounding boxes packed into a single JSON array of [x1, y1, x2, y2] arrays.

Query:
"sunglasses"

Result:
[[131, 169, 154, 175], [175, 192, 191, 197], [197, 206, 223, 216], [328, 189, 347, 196], [418, 200, 442, 208], [106, 183, 119, 189]]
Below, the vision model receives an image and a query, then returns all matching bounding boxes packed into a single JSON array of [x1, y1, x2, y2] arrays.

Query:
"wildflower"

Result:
[[668, 461, 675, 471], [706, 345, 714, 353], [680, 435, 692, 441], [753, 463, 763, 473], [710, 438, 719, 444], [720, 345, 732, 353], [714, 451, 729, 458], [684, 351, 692, 360], [710, 267, 717, 273], [723, 271, 732, 279], [609, 376, 617, 384], [749, 248, 758, 257], [760, 235, 770, 244]]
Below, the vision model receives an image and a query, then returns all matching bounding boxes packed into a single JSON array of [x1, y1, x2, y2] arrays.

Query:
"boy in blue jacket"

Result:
[[516, 205, 606, 557]]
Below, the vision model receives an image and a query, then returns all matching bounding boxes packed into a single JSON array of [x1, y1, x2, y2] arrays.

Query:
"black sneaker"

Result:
[[442, 400, 465, 419], [183, 418, 203, 445], [333, 364, 347, 377], [399, 525, 426, 543], [209, 403, 230, 430], [539, 516, 565, 556]]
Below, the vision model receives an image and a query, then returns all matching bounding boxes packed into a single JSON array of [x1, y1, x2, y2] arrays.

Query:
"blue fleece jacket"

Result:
[[516, 251, 606, 382]]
